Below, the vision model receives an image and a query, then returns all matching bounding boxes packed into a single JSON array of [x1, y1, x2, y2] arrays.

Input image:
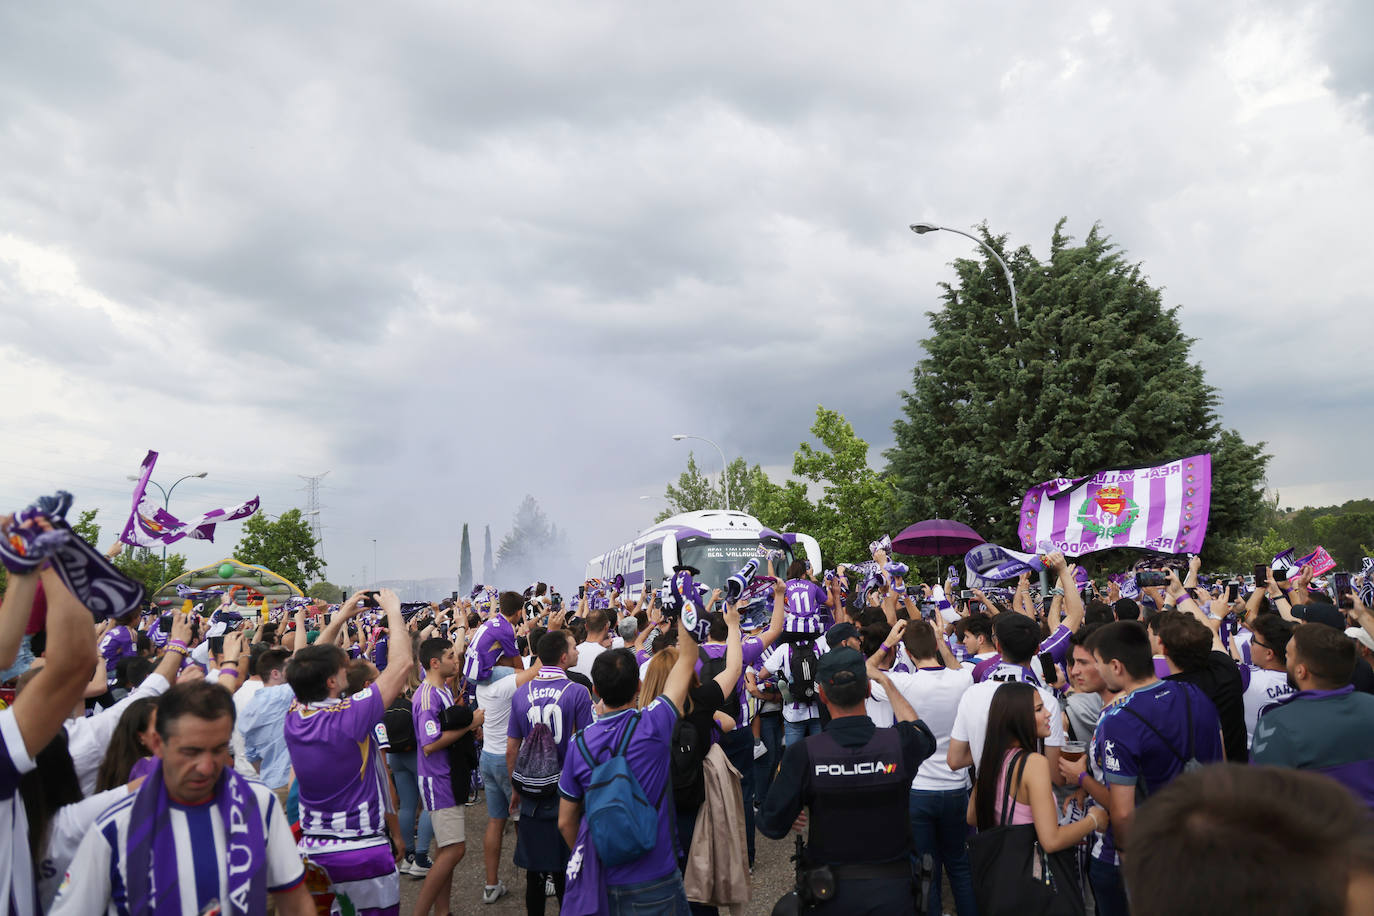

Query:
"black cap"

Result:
[[816, 646, 867, 690], [826, 622, 860, 646], [1292, 602, 1346, 630], [672, 564, 701, 577]]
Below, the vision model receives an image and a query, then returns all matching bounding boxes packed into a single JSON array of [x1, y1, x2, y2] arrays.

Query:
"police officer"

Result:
[[758, 646, 936, 914]]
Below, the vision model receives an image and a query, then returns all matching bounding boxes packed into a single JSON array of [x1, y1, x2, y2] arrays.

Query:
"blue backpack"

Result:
[[575, 711, 661, 867]]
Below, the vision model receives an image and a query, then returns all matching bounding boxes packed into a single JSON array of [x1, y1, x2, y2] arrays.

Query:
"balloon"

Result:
[[218, 563, 236, 579]]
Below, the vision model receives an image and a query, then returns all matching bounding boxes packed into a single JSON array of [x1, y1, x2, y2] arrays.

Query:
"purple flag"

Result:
[[1019, 454, 1212, 557], [1296, 546, 1336, 577], [120, 450, 259, 547], [964, 542, 1044, 589]]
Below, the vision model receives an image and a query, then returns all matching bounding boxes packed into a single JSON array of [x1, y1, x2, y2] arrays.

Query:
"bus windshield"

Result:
[[677, 539, 795, 592]]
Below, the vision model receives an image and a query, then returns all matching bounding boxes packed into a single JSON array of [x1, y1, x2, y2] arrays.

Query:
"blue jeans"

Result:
[[0, 635, 34, 682], [1089, 857, 1129, 916], [606, 869, 691, 915], [480, 750, 511, 819], [909, 788, 977, 916], [754, 712, 783, 802], [389, 750, 433, 857], [719, 728, 757, 866], [784, 716, 822, 748]]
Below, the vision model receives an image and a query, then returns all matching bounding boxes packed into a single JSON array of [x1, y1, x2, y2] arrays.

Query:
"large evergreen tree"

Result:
[[458, 523, 473, 595], [496, 496, 567, 587], [886, 220, 1269, 564]]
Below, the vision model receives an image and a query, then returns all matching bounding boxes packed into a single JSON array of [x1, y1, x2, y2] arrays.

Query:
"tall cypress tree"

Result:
[[458, 523, 473, 595], [885, 220, 1268, 564], [482, 524, 495, 584]]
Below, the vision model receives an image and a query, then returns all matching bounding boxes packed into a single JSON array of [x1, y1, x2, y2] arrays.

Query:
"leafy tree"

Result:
[[482, 525, 494, 584], [72, 509, 101, 548], [496, 496, 567, 586], [233, 509, 325, 589], [656, 456, 760, 522], [307, 580, 344, 603], [459, 523, 473, 595], [113, 548, 188, 599], [886, 221, 1270, 565]]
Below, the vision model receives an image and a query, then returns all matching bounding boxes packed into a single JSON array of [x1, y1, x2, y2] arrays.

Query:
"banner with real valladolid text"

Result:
[[1018, 454, 1212, 557]]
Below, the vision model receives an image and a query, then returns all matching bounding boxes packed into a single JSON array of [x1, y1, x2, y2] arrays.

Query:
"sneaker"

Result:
[[408, 854, 432, 877], [482, 882, 508, 904], [753, 740, 767, 760], [545, 876, 556, 898], [400, 853, 415, 875]]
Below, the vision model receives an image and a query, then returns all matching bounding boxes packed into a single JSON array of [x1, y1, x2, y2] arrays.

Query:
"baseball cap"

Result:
[[816, 646, 867, 691], [1346, 627, 1374, 654], [825, 622, 860, 646], [1292, 603, 1345, 630]]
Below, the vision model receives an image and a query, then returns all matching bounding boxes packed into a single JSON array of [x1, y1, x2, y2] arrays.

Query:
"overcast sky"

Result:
[[1, 1, 1371, 591]]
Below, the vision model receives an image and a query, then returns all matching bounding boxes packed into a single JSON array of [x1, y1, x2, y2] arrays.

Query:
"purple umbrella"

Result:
[[892, 519, 985, 557]]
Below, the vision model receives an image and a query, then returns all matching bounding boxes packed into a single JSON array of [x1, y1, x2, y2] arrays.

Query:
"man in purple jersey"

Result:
[[508, 629, 594, 913], [97, 607, 140, 690], [285, 588, 412, 916], [413, 635, 484, 916], [1086, 621, 1224, 852], [463, 591, 524, 684], [696, 579, 784, 867], [558, 621, 699, 915], [0, 559, 98, 916]]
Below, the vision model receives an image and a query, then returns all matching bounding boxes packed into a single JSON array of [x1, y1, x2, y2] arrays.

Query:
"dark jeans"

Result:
[[754, 712, 783, 802], [524, 868, 564, 915], [675, 806, 718, 916], [1089, 857, 1129, 916], [817, 877, 915, 915], [719, 728, 757, 866], [908, 788, 978, 916], [606, 869, 691, 915]]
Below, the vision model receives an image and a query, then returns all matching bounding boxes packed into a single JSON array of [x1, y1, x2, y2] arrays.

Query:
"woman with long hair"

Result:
[[94, 696, 158, 792], [968, 682, 1108, 851]]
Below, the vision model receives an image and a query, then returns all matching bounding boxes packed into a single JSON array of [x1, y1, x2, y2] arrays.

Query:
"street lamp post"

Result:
[[371, 538, 378, 586], [128, 471, 208, 582], [671, 434, 730, 511], [910, 223, 1019, 328]]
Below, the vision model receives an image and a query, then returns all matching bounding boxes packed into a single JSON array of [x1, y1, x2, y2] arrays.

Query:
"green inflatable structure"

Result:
[[151, 558, 304, 618]]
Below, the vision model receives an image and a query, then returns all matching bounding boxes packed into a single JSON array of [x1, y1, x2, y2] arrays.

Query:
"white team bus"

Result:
[[586, 510, 823, 597]]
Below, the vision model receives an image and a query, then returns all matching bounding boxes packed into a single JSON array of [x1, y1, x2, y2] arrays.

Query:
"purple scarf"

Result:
[[125, 760, 266, 916]]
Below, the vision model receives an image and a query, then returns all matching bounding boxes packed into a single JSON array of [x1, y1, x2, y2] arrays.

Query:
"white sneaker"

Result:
[[545, 876, 556, 897], [482, 882, 508, 904], [753, 740, 767, 760]]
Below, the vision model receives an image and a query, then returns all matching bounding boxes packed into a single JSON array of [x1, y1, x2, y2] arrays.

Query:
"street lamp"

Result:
[[671, 434, 730, 511], [127, 470, 208, 582], [910, 223, 1019, 328], [371, 538, 378, 586]]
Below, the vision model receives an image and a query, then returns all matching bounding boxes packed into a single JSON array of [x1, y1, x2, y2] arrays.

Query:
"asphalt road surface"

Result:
[[395, 799, 799, 915]]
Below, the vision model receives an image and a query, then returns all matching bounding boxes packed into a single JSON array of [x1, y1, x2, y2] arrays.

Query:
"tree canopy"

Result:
[[233, 509, 325, 589], [495, 496, 567, 587], [885, 220, 1269, 566]]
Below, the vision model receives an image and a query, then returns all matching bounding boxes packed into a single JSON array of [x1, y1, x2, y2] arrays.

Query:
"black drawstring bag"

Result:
[[967, 750, 1085, 916]]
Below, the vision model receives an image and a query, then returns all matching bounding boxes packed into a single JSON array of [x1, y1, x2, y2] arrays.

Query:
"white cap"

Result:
[[1345, 627, 1374, 654]]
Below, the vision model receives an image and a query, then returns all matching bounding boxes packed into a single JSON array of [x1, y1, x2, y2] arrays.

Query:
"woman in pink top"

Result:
[[967, 682, 1108, 852]]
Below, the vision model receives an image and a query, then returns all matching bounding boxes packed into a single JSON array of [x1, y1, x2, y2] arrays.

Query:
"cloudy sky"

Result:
[[1, 1, 1370, 591]]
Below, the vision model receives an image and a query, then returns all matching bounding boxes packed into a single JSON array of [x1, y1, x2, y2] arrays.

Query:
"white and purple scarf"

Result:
[[125, 761, 266, 916]]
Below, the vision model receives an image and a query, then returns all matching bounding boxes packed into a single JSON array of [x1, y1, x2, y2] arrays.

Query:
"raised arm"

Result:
[[0, 551, 38, 669], [374, 588, 414, 706], [710, 602, 744, 696], [757, 578, 787, 649], [13, 565, 99, 756], [662, 616, 699, 711]]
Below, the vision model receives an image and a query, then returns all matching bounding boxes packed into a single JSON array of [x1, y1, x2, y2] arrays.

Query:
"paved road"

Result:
[[395, 800, 798, 915]]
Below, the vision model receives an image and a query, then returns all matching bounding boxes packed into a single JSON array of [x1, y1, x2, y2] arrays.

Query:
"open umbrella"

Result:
[[892, 519, 985, 556]]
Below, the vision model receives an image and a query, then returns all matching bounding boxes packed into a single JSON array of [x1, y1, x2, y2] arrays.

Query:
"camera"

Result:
[[1135, 571, 1169, 588]]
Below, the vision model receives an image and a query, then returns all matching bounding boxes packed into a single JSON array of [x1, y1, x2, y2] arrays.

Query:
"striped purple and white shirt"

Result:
[[413, 682, 458, 810], [285, 686, 393, 839]]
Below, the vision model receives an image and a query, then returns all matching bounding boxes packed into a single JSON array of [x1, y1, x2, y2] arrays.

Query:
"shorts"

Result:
[[480, 751, 511, 819], [430, 805, 466, 848]]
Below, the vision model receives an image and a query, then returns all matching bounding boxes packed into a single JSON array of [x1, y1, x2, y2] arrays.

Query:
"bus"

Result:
[[585, 510, 823, 597]]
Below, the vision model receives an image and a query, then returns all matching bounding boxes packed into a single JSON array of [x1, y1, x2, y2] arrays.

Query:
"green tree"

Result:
[[496, 496, 567, 586], [307, 580, 344, 603], [113, 548, 188, 599], [886, 220, 1270, 564], [459, 523, 473, 595], [656, 456, 759, 522], [72, 509, 101, 548], [482, 525, 494, 584], [233, 509, 325, 589]]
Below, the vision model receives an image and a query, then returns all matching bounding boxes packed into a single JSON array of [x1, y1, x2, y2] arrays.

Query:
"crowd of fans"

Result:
[[4, 495, 1374, 915]]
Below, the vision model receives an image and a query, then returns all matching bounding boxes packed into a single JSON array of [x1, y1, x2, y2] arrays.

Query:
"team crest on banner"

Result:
[[1078, 485, 1140, 537]]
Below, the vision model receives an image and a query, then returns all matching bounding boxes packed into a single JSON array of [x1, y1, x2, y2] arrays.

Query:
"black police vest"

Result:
[[803, 726, 909, 865]]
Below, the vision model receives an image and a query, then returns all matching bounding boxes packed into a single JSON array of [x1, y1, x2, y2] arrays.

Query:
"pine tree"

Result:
[[459, 523, 473, 595], [885, 220, 1269, 564], [482, 524, 495, 584]]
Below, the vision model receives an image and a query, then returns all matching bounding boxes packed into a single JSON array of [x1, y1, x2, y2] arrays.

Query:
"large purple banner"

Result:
[[1018, 454, 1211, 557]]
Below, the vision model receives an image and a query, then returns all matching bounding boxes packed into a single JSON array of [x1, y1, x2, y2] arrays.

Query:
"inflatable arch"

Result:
[[152, 558, 304, 617]]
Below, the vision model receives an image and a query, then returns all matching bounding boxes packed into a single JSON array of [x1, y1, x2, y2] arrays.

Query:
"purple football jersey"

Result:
[[413, 682, 458, 810], [509, 668, 594, 766], [285, 685, 390, 838], [696, 636, 767, 725], [99, 625, 137, 683], [463, 614, 518, 682]]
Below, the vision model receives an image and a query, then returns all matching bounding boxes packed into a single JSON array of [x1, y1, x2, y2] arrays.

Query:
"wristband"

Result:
[[219, 667, 239, 679], [1077, 770, 1087, 788]]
